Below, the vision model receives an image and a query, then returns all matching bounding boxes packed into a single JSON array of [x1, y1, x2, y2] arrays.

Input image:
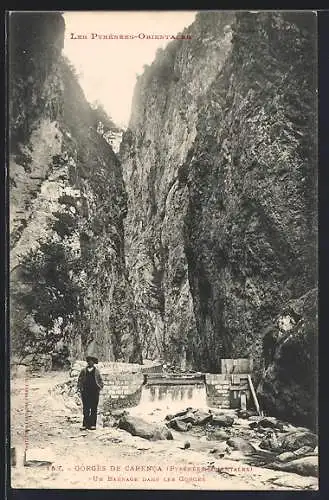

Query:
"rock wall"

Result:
[[258, 289, 317, 430], [120, 11, 317, 427], [182, 12, 317, 375], [120, 12, 234, 363], [9, 13, 142, 364]]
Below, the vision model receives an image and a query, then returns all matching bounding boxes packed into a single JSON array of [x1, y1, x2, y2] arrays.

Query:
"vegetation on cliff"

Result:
[[9, 12, 141, 365]]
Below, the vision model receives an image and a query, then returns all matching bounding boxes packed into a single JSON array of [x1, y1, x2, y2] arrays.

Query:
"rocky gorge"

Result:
[[9, 9, 317, 439], [120, 11, 317, 429]]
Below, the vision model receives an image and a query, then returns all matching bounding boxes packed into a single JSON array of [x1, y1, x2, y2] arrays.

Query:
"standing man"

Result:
[[77, 356, 104, 430]]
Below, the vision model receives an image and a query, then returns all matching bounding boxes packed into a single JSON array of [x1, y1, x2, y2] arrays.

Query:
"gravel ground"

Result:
[[10, 372, 318, 490]]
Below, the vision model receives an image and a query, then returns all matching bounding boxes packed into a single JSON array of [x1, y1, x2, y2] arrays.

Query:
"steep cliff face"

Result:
[[120, 11, 317, 426], [183, 12, 317, 371], [9, 13, 142, 364], [120, 12, 234, 363], [258, 288, 317, 430]]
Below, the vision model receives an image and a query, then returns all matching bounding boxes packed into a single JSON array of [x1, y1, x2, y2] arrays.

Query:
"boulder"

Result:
[[291, 426, 312, 433], [118, 415, 173, 441], [280, 430, 318, 452], [276, 445, 314, 463], [102, 415, 117, 428], [248, 416, 262, 422], [270, 474, 318, 489], [226, 437, 256, 454], [259, 432, 282, 452], [293, 445, 314, 457], [276, 451, 296, 462], [237, 410, 256, 419], [192, 410, 212, 425], [110, 409, 129, 419], [211, 415, 234, 428], [175, 411, 196, 425], [171, 408, 218, 427], [207, 429, 230, 441], [249, 417, 284, 431], [167, 419, 190, 432], [169, 408, 192, 419], [256, 417, 285, 431], [270, 456, 318, 477]]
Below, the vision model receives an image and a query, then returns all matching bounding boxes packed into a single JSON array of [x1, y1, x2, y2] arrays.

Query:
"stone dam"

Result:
[[68, 358, 256, 422]]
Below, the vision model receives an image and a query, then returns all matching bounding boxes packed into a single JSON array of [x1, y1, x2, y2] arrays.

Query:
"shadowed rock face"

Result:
[[120, 11, 317, 426], [9, 12, 142, 363], [182, 12, 317, 374], [120, 12, 235, 363], [258, 289, 317, 430]]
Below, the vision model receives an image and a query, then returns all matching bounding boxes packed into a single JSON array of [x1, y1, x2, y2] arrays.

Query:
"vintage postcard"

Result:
[[8, 10, 318, 490]]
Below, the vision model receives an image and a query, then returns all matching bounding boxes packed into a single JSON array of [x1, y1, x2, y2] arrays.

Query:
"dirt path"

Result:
[[10, 372, 318, 490]]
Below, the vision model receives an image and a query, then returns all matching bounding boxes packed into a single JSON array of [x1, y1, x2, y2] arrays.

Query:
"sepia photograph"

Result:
[[8, 10, 318, 490]]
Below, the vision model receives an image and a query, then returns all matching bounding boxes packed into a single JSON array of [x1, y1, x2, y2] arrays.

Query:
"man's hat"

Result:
[[86, 355, 98, 364]]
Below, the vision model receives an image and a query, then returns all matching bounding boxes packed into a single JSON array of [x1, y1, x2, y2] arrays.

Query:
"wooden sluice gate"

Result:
[[140, 373, 207, 410]]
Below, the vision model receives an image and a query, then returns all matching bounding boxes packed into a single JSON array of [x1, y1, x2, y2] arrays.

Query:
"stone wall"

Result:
[[69, 361, 144, 421], [69, 360, 142, 377], [205, 373, 251, 410], [205, 374, 231, 409], [141, 363, 164, 374], [100, 370, 144, 413], [101, 372, 144, 411]]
